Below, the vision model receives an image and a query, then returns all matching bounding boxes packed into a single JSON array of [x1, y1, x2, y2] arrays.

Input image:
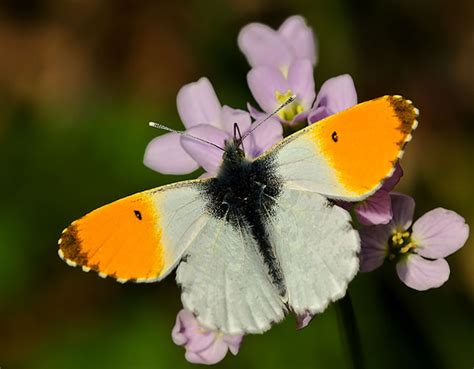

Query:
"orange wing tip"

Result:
[[387, 96, 419, 149], [387, 95, 419, 131], [57, 216, 163, 283], [58, 224, 89, 266], [377, 96, 419, 192], [58, 230, 130, 282]]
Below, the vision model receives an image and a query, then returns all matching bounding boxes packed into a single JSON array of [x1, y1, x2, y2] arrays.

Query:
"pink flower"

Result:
[[239, 16, 317, 125], [296, 312, 314, 330], [246, 59, 316, 125], [172, 309, 243, 365], [238, 15, 317, 70], [360, 193, 469, 291], [308, 74, 358, 123], [144, 77, 282, 177]]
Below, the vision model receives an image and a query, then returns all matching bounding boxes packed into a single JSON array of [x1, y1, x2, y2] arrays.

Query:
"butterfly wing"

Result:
[[58, 180, 209, 283], [261, 187, 359, 316], [176, 214, 285, 335], [251, 96, 417, 316], [262, 96, 418, 201], [59, 178, 286, 335]]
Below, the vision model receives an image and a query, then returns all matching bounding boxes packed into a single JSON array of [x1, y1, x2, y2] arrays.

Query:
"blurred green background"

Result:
[[0, 0, 473, 368]]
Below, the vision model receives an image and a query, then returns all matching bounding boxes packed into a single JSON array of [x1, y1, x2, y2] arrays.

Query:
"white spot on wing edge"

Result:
[[116, 278, 128, 284], [133, 276, 161, 283], [82, 266, 91, 272], [98, 272, 107, 279], [66, 259, 77, 267], [58, 249, 64, 259]]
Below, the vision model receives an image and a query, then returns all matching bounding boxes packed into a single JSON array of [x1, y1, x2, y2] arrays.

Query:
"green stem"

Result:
[[336, 294, 365, 369]]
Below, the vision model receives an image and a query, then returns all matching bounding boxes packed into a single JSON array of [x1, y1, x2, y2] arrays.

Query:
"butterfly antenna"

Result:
[[149, 122, 225, 152], [233, 122, 245, 152], [240, 94, 296, 142]]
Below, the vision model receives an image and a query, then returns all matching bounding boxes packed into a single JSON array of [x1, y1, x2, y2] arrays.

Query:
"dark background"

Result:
[[0, 0, 473, 368]]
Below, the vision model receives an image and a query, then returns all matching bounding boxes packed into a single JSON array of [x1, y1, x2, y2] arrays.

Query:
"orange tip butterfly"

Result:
[[58, 95, 418, 335]]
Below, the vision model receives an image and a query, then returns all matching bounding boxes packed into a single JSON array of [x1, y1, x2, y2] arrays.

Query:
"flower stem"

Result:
[[336, 293, 365, 369]]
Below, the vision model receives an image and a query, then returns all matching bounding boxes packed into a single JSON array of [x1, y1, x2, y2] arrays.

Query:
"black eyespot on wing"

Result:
[[332, 131, 338, 142], [134, 210, 142, 220]]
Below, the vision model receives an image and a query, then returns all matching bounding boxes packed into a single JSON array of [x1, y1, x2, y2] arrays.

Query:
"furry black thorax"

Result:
[[201, 140, 282, 223]]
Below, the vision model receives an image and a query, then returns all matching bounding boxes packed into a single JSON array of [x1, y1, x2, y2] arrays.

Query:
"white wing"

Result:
[[176, 215, 286, 335], [263, 187, 360, 315]]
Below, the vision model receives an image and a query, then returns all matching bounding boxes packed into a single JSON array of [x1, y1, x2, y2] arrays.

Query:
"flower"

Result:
[[172, 309, 243, 365], [144, 77, 283, 177], [296, 311, 314, 330], [238, 15, 317, 71], [308, 73, 358, 124], [239, 16, 317, 125], [247, 59, 316, 125], [360, 193, 469, 290]]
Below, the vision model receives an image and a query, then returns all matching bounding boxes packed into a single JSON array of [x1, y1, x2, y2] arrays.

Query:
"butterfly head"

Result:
[[222, 138, 246, 164]]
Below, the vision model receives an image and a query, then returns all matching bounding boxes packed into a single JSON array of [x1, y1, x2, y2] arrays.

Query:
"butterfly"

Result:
[[58, 95, 418, 335]]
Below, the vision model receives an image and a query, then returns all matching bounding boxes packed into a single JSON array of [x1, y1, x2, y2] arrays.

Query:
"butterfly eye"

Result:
[[331, 131, 338, 142], [134, 210, 142, 220]]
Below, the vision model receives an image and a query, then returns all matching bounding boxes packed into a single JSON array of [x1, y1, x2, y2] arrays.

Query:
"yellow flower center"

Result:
[[388, 230, 417, 261], [275, 89, 305, 122]]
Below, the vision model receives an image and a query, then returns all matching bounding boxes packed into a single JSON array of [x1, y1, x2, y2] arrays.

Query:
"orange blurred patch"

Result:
[[311, 96, 418, 195], [58, 192, 164, 282]]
